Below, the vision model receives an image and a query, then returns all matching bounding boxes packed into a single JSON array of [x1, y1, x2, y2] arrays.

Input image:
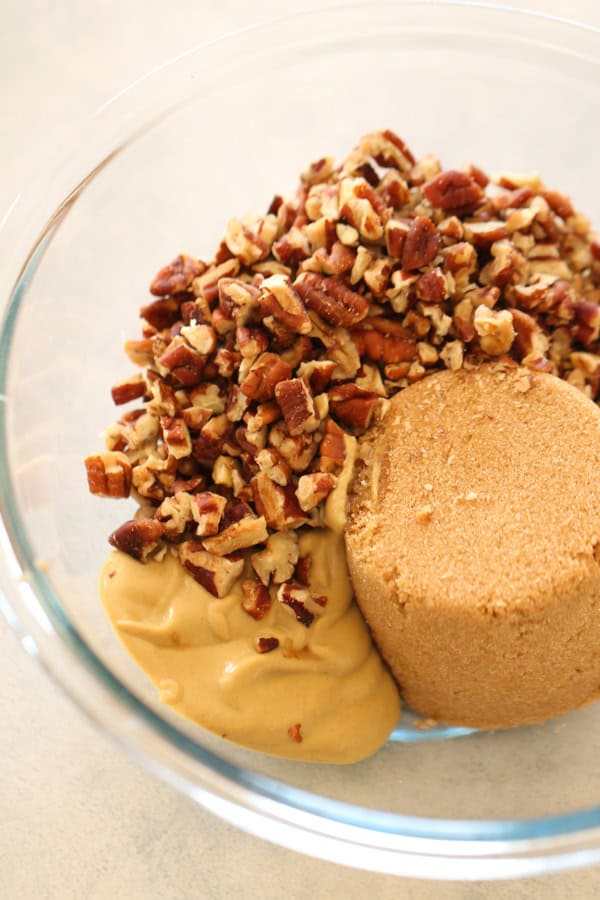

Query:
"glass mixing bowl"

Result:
[[2, 1, 600, 880]]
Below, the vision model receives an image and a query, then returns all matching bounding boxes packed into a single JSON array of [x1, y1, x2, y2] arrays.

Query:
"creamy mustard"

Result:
[[100, 528, 400, 763]]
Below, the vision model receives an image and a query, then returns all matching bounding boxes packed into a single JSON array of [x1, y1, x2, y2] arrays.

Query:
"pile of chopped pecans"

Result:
[[85, 128, 600, 624]]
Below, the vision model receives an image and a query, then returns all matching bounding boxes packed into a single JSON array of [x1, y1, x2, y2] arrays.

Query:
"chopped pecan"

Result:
[[240, 353, 293, 401], [351, 327, 417, 364], [251, 472, 307, 530], [242, 580, 273, 620], [288, 723, 303, 743], [160, 415, 192, 459], [473, 305, 515, 356], [140, 297, 181, 331], [202, 515, 268, 556], [255, 448, 291, 486], [85, 451, 132, 498], [155, 492, 193, 538], [124, 338, 154, 368], [402, 216, 441, 270], [274, 378, 320, 435], [192, 413, 231, 461], [272, 226, 311, 267], [277, 582, 326, 627], [294, 555, 312, 585], [108, 518, 165, 561], [255, 636, 279, 653], [415, 267, 449, 304], [318, 419, 347, 472], [218, 277, 260, 326], [258, 274, 312, 334], [268, 422, 319, 472], [191, 491, 227, 536], [180, 323, 217, 356], [423, 170, 484, 212], [295, 272, 369, 327], [111, 374, 146, 406], [179, 541, 244, 598], [339, 176, 388, 241], [158, 338, 205, 387], [328, 383, 380, 428], [150, 254, 206, 297], [296, 360, 336, 394], [510, 309, 548, 361], [573, 298, 600, 347], [193, 258, 240, 303], [225, 219, 268, 265], [251, 531, 299, 586], [295, 472, 337, 512], [480, 239, 527, 288]]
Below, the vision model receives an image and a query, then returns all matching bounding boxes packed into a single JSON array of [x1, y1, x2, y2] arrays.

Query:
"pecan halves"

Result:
[[85, 451, 132, 498], [295, 272, 369, 327]]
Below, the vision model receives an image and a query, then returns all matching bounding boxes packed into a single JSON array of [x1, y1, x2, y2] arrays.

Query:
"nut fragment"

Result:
[[202, 515, 268, 556], [179, 541, 244, 598], [109, 518, 165, 561], [274, 378, 320, 435], [85, 451, 132, 498]]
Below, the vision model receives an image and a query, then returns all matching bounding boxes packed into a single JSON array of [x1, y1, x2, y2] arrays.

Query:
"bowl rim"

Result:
[[2, 0, 600, 879]]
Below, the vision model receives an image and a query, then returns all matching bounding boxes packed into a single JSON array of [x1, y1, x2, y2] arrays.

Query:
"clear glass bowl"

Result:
[[2, 1, 600, 880]]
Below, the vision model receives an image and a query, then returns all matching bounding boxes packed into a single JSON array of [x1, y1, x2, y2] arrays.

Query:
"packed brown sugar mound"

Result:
[[346, 363, 600, 729]]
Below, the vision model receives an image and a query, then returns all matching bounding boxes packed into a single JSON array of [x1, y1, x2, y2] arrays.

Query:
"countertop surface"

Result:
[[3, 2, 600, 897]]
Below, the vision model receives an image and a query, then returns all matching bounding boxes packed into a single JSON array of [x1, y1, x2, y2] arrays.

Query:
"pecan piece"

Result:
[[251, 472, 307, 530], [111, 374, 146, 406], [274, 378, 319, 435], [225, 219, 268, 265], [423, 170, 483, 212], [242, 580, 273, 621], [140, 296, 181, 331], [277, 582, 326, 627], [338, 176, 387, 241], [295, 472, 337, 512], [251, 531, 299, 586], [158, 338, 205, 387], [191, 413, 231, 461], [218, 277, 260, 326], [191, 491, 227, 537], [160, 415, 192, 459], [402, 216, 441, 270], [328, 383, 380, 429], [415, 267, 449, 304], [318, 419, 347, 472], [473, 305, 515, 356], [255, 636, 279, 654], [108, 518, 165, 561], [150, 254, 206, 297], [193, 258, 240, 304], [240, 353, 293, 401], [255, 448, 292, 486], [180, 323, 217, 356], [295, 272, 369, 327], [202, 515, 268, 556], [179, 541, 244, 598], [258, 274, 311, 335], [85, 451, 132, 498], [124, 338, 154, 368]]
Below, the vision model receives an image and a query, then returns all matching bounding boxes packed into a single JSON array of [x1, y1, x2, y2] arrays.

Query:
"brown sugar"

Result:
[[345, 363, 600, 729]]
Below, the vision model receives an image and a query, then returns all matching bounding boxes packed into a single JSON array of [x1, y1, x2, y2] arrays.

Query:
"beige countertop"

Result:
[[3, 1, 600, 897]]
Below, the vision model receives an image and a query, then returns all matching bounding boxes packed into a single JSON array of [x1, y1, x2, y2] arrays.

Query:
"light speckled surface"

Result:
[[3, 1, 600, 897]]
